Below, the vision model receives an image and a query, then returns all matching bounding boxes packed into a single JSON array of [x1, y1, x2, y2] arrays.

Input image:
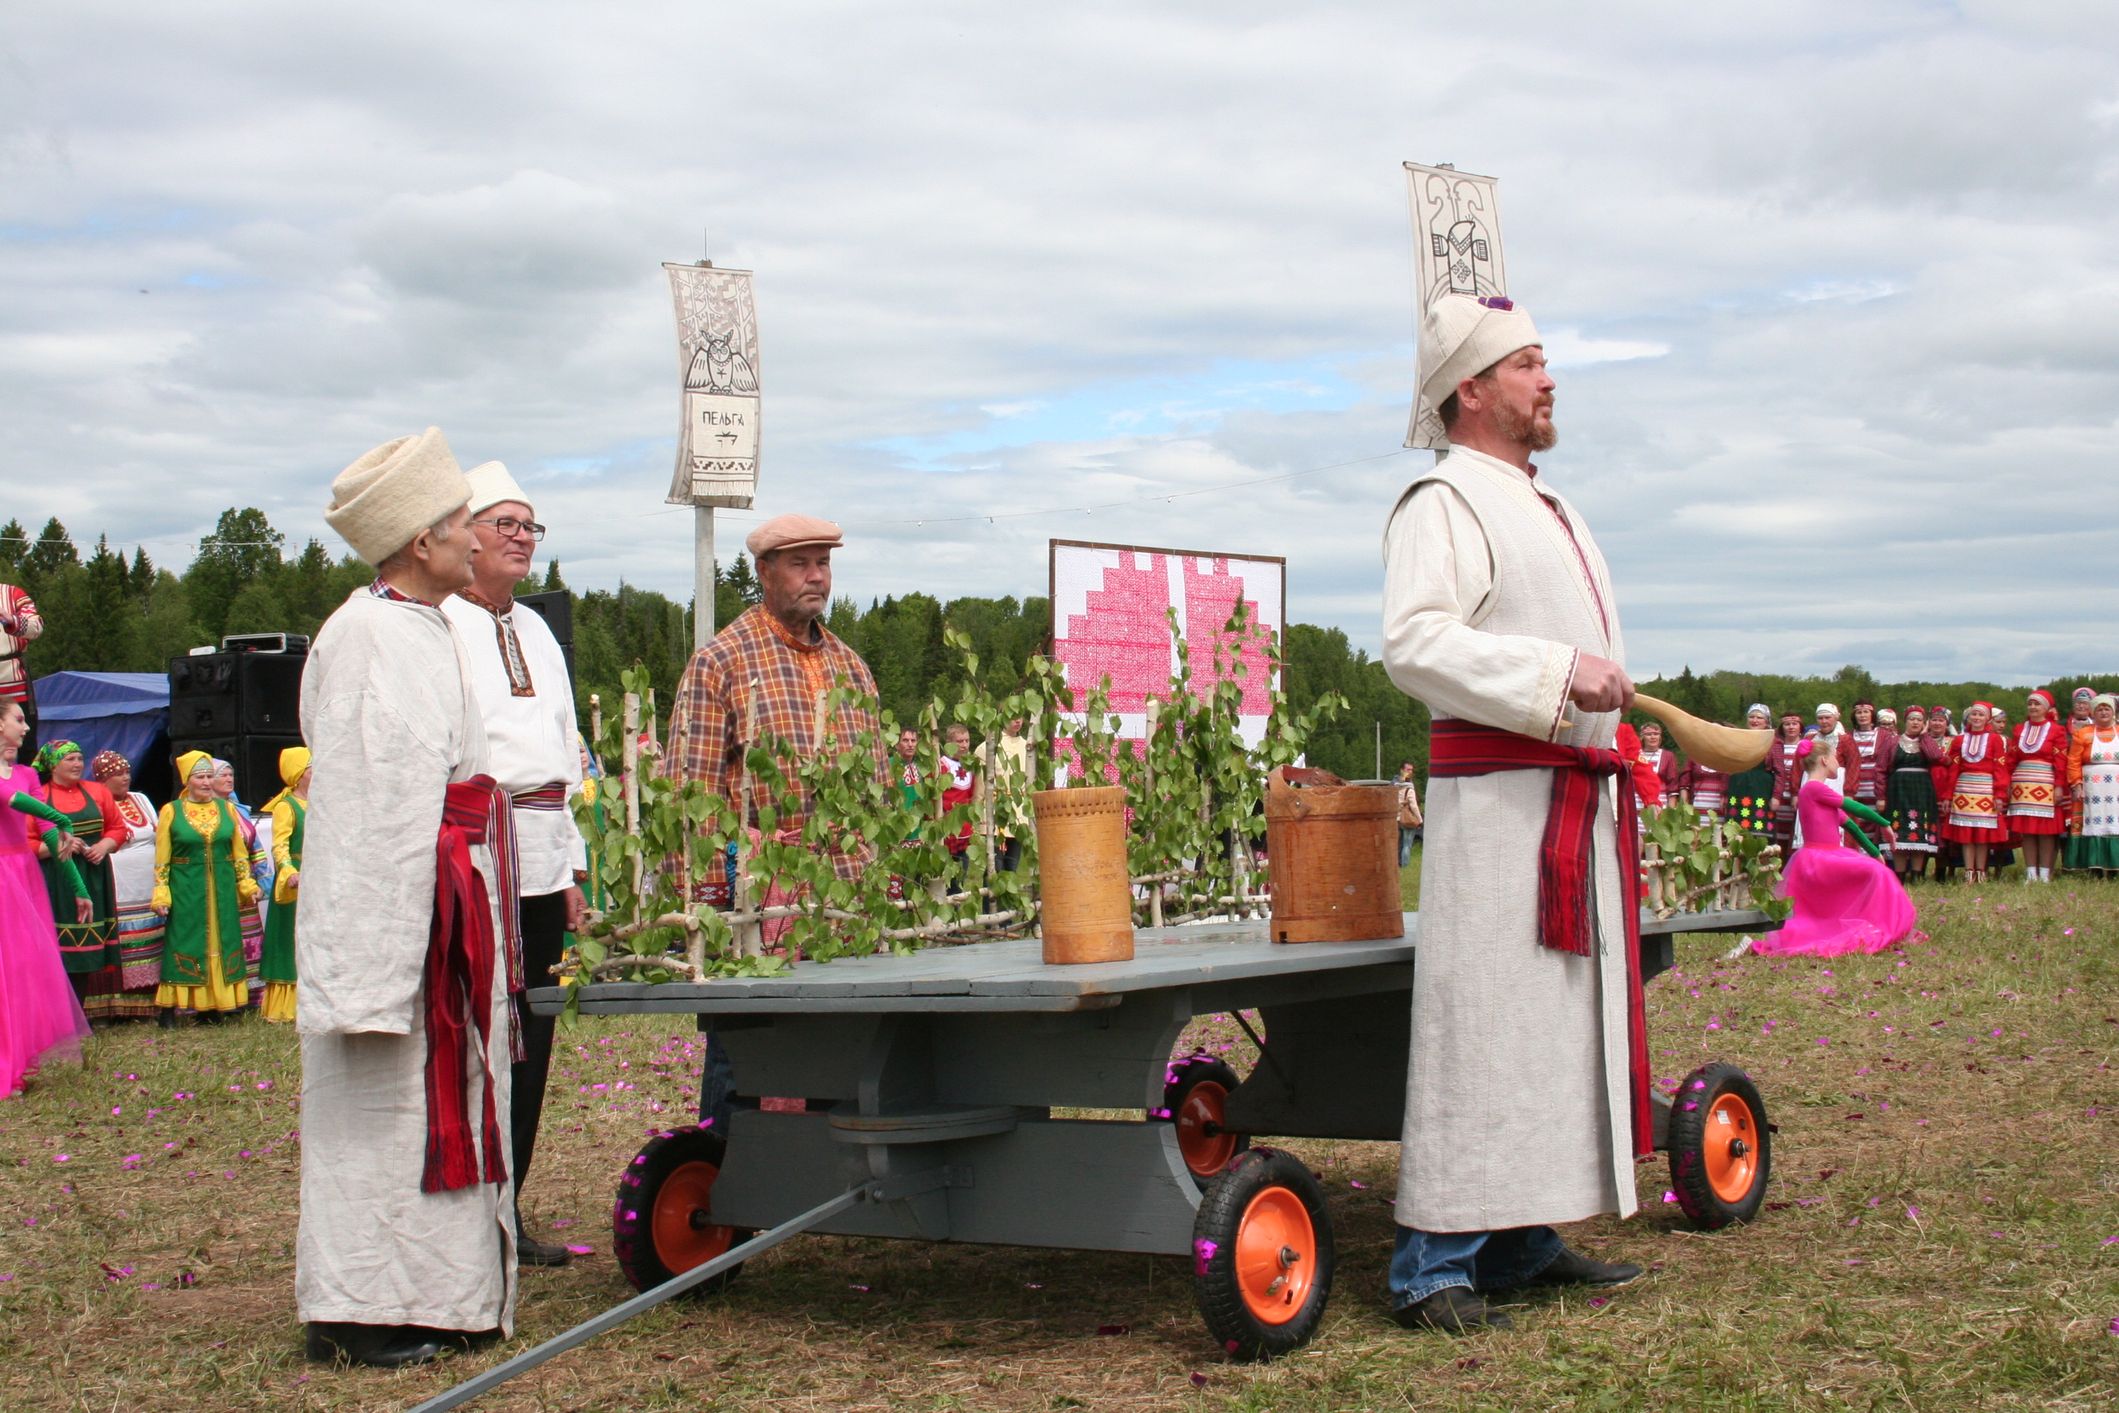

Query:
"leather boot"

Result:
[[305, 1321, 447, 1368], [1524, 1244, 1643, 1288], [1391, 1287, 1513, 1333]]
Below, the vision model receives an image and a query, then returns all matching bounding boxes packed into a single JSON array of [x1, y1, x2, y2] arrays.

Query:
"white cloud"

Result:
[[0, 1, 2115, 686]]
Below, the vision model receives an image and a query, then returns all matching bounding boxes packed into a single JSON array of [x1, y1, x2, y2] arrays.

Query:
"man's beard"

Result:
[[1495, 400, 1557, 452]]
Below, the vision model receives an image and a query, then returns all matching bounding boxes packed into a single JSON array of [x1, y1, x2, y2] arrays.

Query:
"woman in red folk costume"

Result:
[[1768, 711, 1806, 851], [1883, 706, 1939, 882], [1941, 701, 2010, 884], [2007, 689, 2068, 883], [1848, 700, 1894, 812]]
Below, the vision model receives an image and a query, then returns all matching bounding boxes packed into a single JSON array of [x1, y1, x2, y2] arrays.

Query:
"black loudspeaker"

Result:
[[516, 589, 576, 682], [167, 654, 241, 736], [168, 651, 308, 736], [517, 589, 573, 646], [168, 734, 303, 811]]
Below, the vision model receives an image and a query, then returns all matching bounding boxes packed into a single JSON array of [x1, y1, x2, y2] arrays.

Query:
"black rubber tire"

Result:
[[1193, 1147, 1335, 1361], [611, 1125, 751, 1295], [1666, 1062, 1772, 1229], [1161, 1054, 1251, 1189]]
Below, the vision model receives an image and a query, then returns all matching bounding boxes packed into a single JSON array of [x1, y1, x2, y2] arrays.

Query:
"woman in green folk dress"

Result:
[[151, 750, 256, 1023]]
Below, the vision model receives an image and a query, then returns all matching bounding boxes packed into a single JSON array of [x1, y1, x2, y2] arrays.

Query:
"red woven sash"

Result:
[[420, 776, 518, 1194], [1427, 719, 1652, 1157]]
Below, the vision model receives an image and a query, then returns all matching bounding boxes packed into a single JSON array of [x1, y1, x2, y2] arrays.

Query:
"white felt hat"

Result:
[[324, 427, 473, 564], [464, 460, 533, 519], [1410, 293, 1542, 450]]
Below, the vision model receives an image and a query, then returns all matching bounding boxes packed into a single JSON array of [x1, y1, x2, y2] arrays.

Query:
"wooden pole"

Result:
[[621, 692, 642, 898], [731, 681, 763, 958], [1144, 699, 1162, 929], [695, 506, 716, 650]]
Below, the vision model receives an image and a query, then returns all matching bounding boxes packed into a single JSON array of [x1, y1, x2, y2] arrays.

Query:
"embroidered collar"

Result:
[[759, 609, 825, 654], [459, 588, 514, 619]]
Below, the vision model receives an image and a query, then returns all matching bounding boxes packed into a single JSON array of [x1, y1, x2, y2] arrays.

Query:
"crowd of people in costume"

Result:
[[0, 734, 315, 1073], [1619, 689, 2119, 886]]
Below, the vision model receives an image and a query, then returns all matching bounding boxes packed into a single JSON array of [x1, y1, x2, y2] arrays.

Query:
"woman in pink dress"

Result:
[[1754, 737, 1916, 958], [0, 699, 91, 1096]]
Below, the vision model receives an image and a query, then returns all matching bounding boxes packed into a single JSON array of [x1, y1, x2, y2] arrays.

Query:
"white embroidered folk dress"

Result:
[[294, 590, 516, 1334], [1382, 446, 1636, 1233]]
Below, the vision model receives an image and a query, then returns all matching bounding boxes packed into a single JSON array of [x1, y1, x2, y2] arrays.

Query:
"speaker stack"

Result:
[[516, 589, 575, 682], [168, 638, 308, 809]]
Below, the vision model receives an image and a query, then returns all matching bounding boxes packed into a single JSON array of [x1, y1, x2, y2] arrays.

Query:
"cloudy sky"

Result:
[[4, 2, 2115, 683]]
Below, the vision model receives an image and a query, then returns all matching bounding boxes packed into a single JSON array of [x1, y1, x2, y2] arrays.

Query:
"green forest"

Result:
[[4, 508, 2108, 783]]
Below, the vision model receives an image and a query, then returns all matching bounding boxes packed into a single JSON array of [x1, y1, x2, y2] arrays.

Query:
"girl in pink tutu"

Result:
[[1754, 736, 1917, 958], [1, 699, 91, 1096]]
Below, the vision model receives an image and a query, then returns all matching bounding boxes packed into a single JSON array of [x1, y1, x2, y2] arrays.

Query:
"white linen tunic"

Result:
[[294, 590, 516, 1333], [1382, 446, 1637, 1233], [440, 593, 587, 897]]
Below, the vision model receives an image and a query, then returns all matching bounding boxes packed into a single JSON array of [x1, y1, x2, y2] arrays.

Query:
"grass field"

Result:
[[2, 860, 2115, 1411]]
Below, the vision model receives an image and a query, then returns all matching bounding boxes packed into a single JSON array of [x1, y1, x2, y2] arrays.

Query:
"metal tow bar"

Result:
[[410, 1167, 953, 1412]]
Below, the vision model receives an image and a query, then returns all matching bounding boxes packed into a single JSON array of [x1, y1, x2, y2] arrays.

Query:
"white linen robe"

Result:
[[294, 590, 516, 1333], [1382, 446, 1638, 1233]]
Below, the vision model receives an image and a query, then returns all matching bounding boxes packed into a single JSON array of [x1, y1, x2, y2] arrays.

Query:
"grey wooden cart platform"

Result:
[[415, 909, 1775, 1409]]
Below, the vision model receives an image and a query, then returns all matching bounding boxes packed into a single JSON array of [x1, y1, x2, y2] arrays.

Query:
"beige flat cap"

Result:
[[746, 513, 844, 557]]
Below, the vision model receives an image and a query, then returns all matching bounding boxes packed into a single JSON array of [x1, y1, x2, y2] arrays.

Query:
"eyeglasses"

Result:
[[471, 516, 546, 542]]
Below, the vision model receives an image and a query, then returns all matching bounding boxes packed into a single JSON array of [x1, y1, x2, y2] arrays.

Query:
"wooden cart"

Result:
[[415, 910, 1772, 1410]]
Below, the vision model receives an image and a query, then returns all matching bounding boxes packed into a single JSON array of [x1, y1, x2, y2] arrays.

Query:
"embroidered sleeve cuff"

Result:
[[1536, 647, 1581, 742]]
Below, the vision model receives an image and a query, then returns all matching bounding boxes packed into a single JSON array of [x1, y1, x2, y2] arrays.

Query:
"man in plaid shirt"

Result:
[[665, 512, 884, 885], [667, 512, 883, 1132]]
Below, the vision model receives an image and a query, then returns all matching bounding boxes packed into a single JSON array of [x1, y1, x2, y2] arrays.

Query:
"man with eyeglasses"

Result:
[[440, 463, 587, 1271]]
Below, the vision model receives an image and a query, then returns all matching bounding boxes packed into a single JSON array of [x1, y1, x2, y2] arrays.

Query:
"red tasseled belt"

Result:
[[421, 775, 523, 1194], [1427, 719, 1652, 1158]]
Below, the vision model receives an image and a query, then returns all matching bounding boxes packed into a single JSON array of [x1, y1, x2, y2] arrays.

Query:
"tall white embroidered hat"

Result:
[[1411, 293, 1542, 450]]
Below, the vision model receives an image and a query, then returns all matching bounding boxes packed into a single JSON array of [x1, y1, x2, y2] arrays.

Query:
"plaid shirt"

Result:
[[666, 606, 883, 880]]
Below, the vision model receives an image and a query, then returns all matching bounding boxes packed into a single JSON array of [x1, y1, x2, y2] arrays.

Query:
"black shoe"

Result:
[[1391, 1287, 1513, 1333], [305, 1321, 447, 1368], [516, 1233, 573, 1268], [1527, 1244, 1642, 1288], [157, 1008, 176, 1030]]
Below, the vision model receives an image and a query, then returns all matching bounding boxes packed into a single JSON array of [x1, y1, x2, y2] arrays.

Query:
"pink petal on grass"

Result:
[[1661, 1190, 1678, 1204], [564, 1243, 594, 1256]]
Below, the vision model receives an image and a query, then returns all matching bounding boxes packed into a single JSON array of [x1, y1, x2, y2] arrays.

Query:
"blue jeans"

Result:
[[1388, 1224, 1563, 1307], [1398, 827, 1418, 868], [697, 1028, 738, 1134]]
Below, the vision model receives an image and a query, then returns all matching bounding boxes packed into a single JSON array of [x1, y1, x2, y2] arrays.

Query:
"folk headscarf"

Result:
[[90, 749, 128, 781], [32, 739, 79, 781]]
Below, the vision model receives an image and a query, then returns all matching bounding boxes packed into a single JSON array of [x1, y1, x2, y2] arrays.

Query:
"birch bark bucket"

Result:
[[1032, 785, 1135, 964], [1264, 766, 1405, 944]]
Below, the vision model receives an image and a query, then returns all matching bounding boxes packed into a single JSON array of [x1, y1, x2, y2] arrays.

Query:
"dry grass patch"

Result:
[[2, 875, 2115, 1410]]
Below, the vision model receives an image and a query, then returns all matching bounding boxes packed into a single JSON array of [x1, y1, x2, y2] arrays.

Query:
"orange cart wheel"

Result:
[[1667, 1063, 1772, 1229], [1192, 1148, 1335, 1360], [612, 1125, 752, 1295], [1160, 1055, 1250, 1188]]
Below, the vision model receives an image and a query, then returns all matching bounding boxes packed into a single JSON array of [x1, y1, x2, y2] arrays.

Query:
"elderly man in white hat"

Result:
[[665, 512, 884, 1128], [1380, 293, 1644, 1333], [439, 462, 587, 1269], [296, 427, 517, 1368]]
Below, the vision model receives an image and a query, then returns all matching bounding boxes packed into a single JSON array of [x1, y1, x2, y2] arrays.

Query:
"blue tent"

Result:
[[30, 672, 171, 793]]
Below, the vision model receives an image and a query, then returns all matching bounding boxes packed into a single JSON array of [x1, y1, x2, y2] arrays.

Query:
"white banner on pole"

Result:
[[1403, 162, 1509, 449], [664, 263, 761, 508]]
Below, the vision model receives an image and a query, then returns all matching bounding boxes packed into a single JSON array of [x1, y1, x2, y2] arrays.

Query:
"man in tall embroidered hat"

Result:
[[1381, 292, 1646, 1335], [666, 511, 883, 1128], [440, 461, 587, 1268], [296, 427, 519, 1369]]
